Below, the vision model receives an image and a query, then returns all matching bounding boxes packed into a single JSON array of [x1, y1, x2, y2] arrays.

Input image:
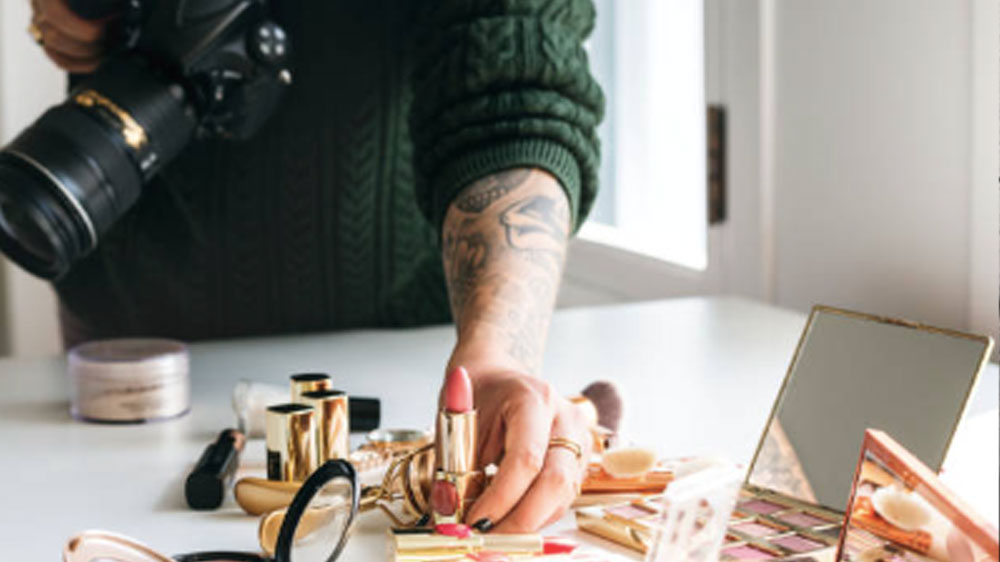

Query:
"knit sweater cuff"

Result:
[[431, 139, 583, 234]]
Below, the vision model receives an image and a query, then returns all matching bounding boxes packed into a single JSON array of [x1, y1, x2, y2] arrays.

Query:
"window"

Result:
[[585, 0, 708, 271]]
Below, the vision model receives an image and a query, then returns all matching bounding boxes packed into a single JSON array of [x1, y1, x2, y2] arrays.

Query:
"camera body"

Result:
[[119, 0, 292, 140], [0, 0, 291, 279]]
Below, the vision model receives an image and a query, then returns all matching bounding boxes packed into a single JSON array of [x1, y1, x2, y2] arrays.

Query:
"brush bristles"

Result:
[[581, 380, 622, 433]]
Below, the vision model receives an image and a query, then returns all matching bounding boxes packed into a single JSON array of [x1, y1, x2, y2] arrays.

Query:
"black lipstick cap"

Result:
[[184, 428, 244, 510], [348, 396, 380, 432]]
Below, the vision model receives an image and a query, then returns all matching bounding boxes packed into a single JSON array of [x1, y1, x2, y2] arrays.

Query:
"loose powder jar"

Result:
[[68, 338, 191, 423]]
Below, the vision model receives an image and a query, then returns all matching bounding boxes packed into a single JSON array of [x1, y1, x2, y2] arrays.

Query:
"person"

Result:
[[28, 0, 604, 533]]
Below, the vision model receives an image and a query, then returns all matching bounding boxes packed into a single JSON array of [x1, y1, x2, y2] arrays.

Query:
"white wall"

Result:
[[769, 0, 996, 342], [968, 0, 1000, 349], [0, 0, 65, 356], [566, 0, 997, 352]]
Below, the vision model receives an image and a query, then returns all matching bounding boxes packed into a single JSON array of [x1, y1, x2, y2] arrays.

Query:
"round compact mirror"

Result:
[[66, 461, 359, 562], [274, 460, 359, 562]]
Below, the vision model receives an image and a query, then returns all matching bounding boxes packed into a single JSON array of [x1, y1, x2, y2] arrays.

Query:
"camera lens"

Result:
[[0, 57, 195, 279], [0, 156, 86, 278], [0, 194, 57, 266]]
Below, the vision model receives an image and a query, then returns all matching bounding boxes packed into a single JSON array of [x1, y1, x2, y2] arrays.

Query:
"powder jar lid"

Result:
[[68, 338, 191, 423]]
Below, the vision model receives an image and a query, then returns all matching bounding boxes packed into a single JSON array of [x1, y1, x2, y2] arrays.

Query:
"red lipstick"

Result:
[[432, 366, 479, 524]]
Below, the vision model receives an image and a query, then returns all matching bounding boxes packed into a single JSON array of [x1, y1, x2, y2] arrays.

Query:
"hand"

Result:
[[457, 368, 593, 533], [30, 0, 114, 73]]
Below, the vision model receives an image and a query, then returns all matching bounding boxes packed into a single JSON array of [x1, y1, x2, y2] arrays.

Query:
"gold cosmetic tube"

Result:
[[234, 477, 301, 516], [575, 506, 651, 553], [436, 410, 476, 474], [290, 372, 332, 402], [266, 403, 318, 481], [301, 389, 349, 461], [433, 409, 477, 524], [390, 531, 543, 561]]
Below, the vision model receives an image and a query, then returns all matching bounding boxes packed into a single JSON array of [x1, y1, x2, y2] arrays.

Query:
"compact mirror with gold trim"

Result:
[[63, 460, 360, 562]]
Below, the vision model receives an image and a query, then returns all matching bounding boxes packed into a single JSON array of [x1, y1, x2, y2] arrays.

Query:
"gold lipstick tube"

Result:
[[436, 410, 476, 473], [301, 389, 349, 461], [265, 403, 318, 482], [290, 372, 332, 402], [433, 409, 480, 524], [390, 530, 543, 561]]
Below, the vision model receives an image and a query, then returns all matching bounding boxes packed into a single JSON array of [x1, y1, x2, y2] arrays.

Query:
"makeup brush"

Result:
[[580, 380, 622, 433]]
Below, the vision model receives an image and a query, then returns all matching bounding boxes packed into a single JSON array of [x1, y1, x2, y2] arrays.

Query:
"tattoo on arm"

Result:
[[442, 168, 570, 372], [453, 169, 531, 212]]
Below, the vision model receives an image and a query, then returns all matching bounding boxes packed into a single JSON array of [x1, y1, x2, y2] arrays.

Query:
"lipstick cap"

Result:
[[290, 372, 332, 402], [265, 403, 318, 481], [301, 389, 350, 461], [348, 396, 380, 432]]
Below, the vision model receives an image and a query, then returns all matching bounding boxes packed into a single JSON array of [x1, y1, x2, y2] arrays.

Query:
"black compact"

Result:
[[64, 461, 359, 562]]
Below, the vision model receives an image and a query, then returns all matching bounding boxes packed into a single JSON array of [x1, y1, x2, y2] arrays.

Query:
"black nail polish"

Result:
[[472, 518, 494, 532], [415, 513, 431, 527]]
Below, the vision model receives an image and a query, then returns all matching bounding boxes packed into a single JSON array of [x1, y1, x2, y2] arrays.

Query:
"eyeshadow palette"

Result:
[[577, 465, 742, 560], [721, 487, 843, 560], [577, 485, 843, 560]]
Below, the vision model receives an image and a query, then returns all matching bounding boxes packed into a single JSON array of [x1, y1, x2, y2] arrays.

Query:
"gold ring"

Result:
[[548, 437, 583, 460], [27, 21, 44, 46]]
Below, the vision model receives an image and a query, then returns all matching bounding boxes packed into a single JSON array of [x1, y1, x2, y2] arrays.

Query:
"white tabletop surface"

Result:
[[0, 296, 996, 558]]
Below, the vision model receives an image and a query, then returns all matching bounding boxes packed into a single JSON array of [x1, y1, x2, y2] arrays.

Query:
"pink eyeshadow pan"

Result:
[[737, 499, 786, 515], [606, 504, 656, 520], [732, 521, 783, 537], [771, 534, 826, 553], [722, 544, 775, 560], [776, 511, 831, 528], [731, 509, 753, 520]]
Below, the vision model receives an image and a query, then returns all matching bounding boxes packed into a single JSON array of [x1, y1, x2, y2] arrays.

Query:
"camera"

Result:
[[0, 0, 291, 279]]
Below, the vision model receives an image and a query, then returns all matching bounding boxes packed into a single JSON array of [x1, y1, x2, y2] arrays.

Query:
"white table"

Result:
[[0, 297, 995, 558]]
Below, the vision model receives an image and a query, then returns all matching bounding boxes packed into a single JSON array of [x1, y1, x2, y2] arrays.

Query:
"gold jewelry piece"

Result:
[[548, 436, 583, 460], [27, 22, 44, 46]]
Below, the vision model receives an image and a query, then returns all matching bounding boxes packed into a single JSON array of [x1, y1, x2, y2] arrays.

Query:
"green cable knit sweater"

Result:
[[55, 0, 604, 346]]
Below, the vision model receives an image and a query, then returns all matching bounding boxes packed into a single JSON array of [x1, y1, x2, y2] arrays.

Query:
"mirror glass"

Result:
[[838, 432, 998, 562], [747, 307, 991, 511], [288, 478, 354, 562]]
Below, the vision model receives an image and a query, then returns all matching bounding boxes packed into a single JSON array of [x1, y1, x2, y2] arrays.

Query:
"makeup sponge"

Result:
[[601, 446, 658, 478], [581, 380, 622, 433]]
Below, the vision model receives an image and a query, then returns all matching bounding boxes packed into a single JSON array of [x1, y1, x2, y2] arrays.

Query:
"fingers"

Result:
[[464, 397, 552, 527], [492, 410, 590, 533], [33, 0, 110, 72], [41, 45, 102, 73], [492, 444, 580, 532], [36, 0, 108, 43], [36, 20, 105, 59]]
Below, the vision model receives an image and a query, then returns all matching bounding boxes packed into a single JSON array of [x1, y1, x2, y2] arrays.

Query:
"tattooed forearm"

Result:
[[442, 168, 570, 373], [454, 169, 531, 213], [500, 195, 571, 262], [442, 229, 490, 313]]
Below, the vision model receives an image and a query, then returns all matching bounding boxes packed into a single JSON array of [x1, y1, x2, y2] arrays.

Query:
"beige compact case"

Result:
[[68, 338, 190, 423]]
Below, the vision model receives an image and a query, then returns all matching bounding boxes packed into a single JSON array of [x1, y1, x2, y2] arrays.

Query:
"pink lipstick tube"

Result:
[[432, 367, 484, 524]]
